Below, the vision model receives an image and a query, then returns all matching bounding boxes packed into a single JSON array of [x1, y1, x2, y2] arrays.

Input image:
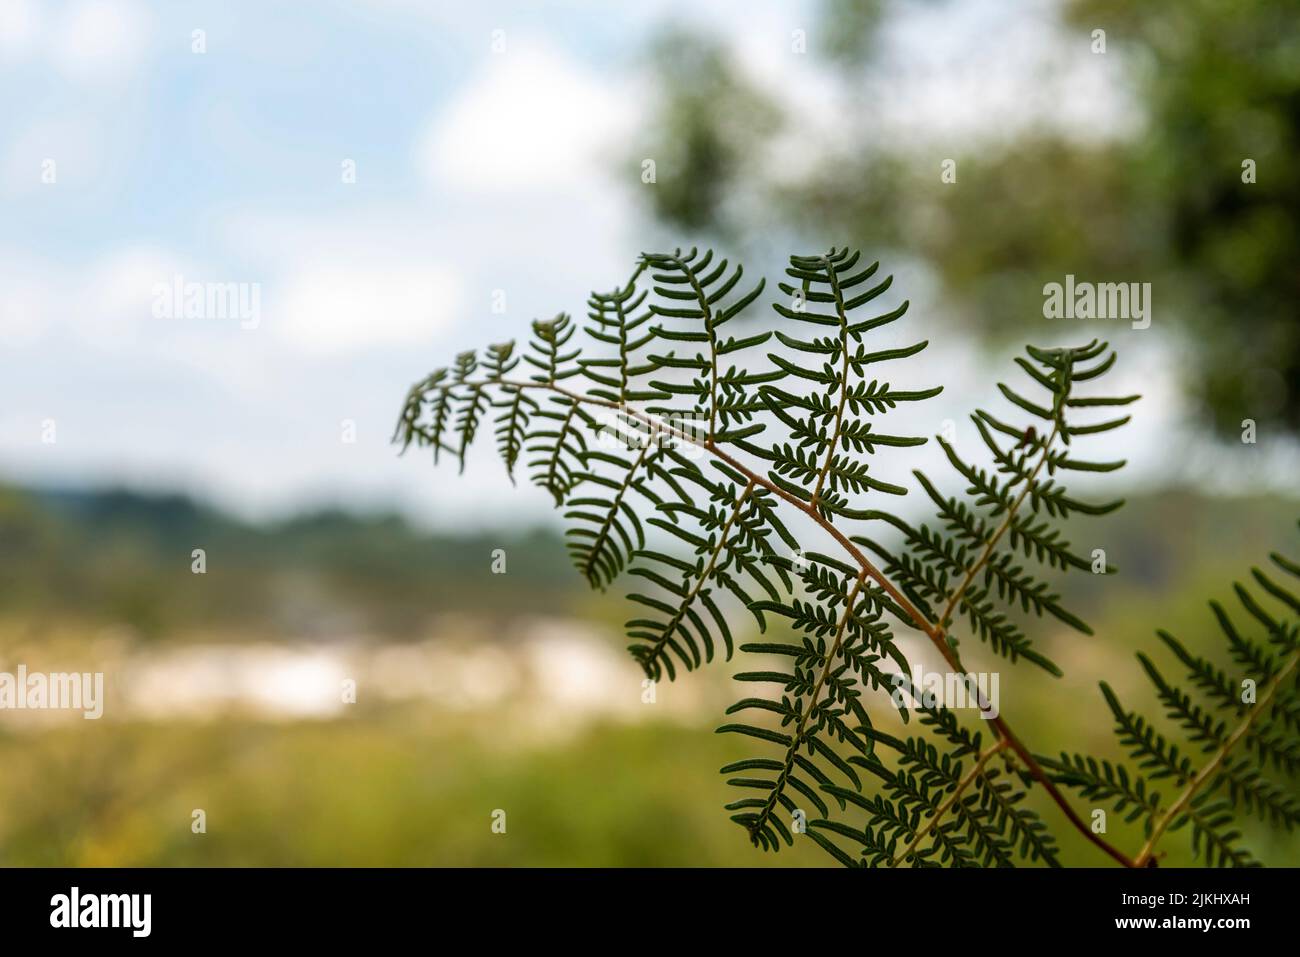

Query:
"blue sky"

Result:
[[1, 0, 723, 525], [2, 1, 1284, 528]]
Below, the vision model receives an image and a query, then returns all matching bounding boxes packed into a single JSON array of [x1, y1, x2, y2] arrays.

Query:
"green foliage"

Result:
[[858, 339, 1136, 678], [636, 0, 1300, 435], [1047, 527, 1300, 867], [396, 244, 1292, 868], [762, 248, 939, 518]]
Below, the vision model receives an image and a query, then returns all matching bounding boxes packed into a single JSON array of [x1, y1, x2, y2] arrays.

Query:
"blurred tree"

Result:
[[1064, 0, 1299, 432], [631, 28, 781, 236], [634, 0, 1299, 435]]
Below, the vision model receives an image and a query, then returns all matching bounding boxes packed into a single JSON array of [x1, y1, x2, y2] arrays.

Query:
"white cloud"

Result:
[[0, 258, 54, 346], [0, 244, 188, 348], [51, 0, 151, 81], [420, 40, 634, 193], [273, 264, 462, 355], [0, 0, 41, 61], [209, 210, 469, 354], [82, 245, 192, 345]]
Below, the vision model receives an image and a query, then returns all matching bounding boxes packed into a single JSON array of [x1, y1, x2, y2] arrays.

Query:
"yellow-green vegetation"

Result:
[[0, 712, 832, 867], [1, 485, 1297, 866]]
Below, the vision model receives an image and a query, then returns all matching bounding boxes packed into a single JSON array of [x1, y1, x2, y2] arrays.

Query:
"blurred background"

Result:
[[0, 0, 1296, 865]]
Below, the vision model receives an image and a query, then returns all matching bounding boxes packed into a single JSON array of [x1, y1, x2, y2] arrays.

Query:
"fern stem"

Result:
[[936, 423, 1060, 648], [750, 570, 868, 842], [927, 632, 1136, 866], [458, 376, 1138, 866], [666, 252, 720, 439], [542, 402, 580, 500], [809, 259, 849, 509], [1133, 645, 1300, 867], [891, 738, 1009, 867], [580, 440, 653, 586], [499, 385, 528, 480], [694, 481, 756, 591], [644, 480, 756, 668], [610, 262, 645, 403]]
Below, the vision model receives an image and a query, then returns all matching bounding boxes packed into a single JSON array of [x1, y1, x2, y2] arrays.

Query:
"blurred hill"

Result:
[[0, 485, 575, 642], [1, 479, 1295, 651]]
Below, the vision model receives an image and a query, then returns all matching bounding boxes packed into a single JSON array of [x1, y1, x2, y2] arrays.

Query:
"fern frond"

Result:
[[1040, 753, 1162, 828], [625, 471, 777, 679], [858, 340, 1135, 678], [718, 566, 910, 852], [641, 247, 770, 441], [579, 264, 672, 405], [523, 315, 593, 503], [394, 247, 1260, 871], [566, 442, 697, 591], [1076, 534, 1300, 866], [393, 367, 451, 460], [969, 765, 1060, 866], [483, 341, 539, 481], [763, 248, 940, 522]]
